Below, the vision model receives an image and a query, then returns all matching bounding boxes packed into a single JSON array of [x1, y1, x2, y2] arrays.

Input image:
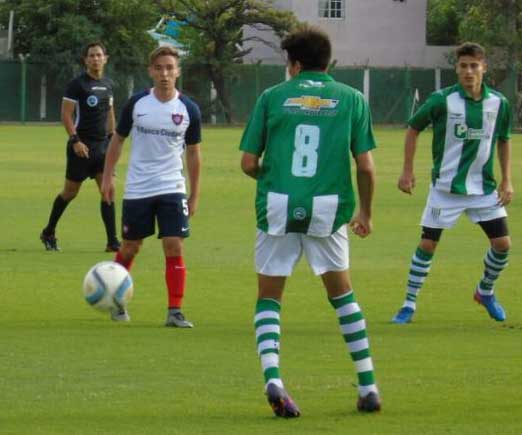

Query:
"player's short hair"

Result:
[[83, 41, 107, 58], [456, 42, 486, 60], [281, 24, 331, 71], [149, 46, 180, 65]]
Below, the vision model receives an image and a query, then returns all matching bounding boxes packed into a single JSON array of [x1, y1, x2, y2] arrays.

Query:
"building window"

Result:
[[319, 0, 345, 19]]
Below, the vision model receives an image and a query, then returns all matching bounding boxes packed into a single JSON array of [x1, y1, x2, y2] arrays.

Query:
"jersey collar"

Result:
[[293, 71, 334, 82], [457, 83, 490, 101]]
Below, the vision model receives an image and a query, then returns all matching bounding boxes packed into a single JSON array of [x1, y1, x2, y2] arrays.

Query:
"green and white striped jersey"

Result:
[[239, 71, 376, 236], [409, 83, 512, 195]]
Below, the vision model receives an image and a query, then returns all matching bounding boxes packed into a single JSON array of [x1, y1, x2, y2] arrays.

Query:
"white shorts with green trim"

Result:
[[420, 186, 507, 229], [255, 225, 349, 277]]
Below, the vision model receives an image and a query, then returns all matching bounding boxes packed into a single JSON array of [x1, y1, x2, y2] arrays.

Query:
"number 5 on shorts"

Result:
[[182, 198, 189, 216], [291, 124, 320, 177]]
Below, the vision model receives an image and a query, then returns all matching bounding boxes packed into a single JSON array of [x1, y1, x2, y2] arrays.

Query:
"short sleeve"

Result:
[[497, 97, 512, 142], [181, 96, 202, 145], [116, 94, 141, 137], [63, 78, 81, 102], [350, 92, 376, 156], [408, 92, 442, 131], [239, 91, 267, 156]]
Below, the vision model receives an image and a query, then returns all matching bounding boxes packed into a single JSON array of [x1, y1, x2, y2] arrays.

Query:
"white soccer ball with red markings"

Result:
[[83, 261, 133, 312]]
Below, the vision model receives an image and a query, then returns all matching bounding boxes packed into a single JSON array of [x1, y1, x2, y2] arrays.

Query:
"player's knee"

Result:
[[418, 238, 438, 254], [490, 236, 511, 252], [162, 237, 183, 257], [121, 240, 142, 257], [60, 191, 78, 201], [419, 227, 442, 253]]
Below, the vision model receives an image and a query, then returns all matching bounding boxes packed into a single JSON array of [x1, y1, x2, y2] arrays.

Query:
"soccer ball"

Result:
[[83, 261, 134, 312]]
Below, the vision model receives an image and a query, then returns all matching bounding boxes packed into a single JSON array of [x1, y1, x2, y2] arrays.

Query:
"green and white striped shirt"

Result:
[[409, 83, 512, 195]]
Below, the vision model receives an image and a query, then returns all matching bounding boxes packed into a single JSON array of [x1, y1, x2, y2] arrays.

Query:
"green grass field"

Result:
[[1, 125, 521, 435]]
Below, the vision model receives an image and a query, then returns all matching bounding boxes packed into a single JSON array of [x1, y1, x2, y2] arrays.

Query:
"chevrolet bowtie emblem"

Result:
[[283, 96, 339, 110]]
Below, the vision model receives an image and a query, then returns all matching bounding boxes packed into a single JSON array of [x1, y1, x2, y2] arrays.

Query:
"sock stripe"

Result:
[[486, 253, 508, 266], [343, 329, 367, 343], [263, 367, 280, 383], [256, 299, 281, 312], [339, 311, 364, 325], [351, 348, 371, 361], [329, 291, 355, 308], [415, 248, 433, 261], [256, 332, 279, 345], [409, 270, 429, 278], [358, 370, 376, 386], [341, 319, 366, 335], [479, 248, 509, 295], [355, 357, 374, 373], [348, 337, 369, 353], [254, 310, 280, 323], [261, 353, 279, 370], [412, 257, 431, 267], [259, 347, 279, 356], [254, 318, 280, 328], [335, 302, 359, 317]]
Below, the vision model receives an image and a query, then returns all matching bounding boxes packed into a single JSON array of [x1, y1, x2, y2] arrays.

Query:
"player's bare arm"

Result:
[[398, 127, 420, 194], [185, 143, 201, 217], [241, 152, 260, 179], [101, 133, 125, 203], [61, 98, 89, 158], [350, 150, 375, 238], [497, 139, 513, 206]]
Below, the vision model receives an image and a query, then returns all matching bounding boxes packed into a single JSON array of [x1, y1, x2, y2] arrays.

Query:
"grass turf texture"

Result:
[[1, 125, 521, 434]]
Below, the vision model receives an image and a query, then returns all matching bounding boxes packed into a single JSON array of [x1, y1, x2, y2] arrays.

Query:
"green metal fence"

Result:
[[0, 60, 516, 125]]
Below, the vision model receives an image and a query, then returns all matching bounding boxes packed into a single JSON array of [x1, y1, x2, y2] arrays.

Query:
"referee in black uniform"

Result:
[[40, 41, 120, 252]]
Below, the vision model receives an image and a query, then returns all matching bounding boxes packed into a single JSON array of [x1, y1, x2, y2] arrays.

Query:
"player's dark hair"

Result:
[[281, 24, 331, 71], [149, 46, 180, 65], [456, 42, 486, 60], [83, 41, 107, 58]]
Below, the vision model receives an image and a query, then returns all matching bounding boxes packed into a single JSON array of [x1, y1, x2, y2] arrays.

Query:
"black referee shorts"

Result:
[[65, 137, 109, 182]]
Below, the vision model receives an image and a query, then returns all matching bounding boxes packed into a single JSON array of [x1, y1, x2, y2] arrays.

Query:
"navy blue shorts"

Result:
[[121, 193, 189, 240], [65, 137, 109, 182]]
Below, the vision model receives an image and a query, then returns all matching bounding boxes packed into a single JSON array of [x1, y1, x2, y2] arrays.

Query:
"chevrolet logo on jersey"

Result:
[[283, 96, 339, 111]]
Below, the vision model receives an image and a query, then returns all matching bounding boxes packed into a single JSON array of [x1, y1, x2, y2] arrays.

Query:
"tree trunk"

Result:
[[208, 65, 233, 124]]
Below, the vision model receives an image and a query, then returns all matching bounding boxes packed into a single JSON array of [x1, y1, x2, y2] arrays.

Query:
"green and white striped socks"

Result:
[[477, 248, 509, 296], [402, 247, 433, 310], [255, 298, 283, 389], [329, 290, 378, 396]]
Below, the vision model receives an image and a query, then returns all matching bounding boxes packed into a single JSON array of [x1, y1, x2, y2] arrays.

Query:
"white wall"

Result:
[[243, 0, 454, 68]]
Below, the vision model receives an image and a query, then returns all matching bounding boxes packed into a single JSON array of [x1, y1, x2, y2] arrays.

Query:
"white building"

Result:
[[244, 0, 453, 68]]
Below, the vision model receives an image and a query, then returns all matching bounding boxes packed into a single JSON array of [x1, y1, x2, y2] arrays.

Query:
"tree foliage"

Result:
[[426, 0, 466, 46], [0, 0, 158, 80], [427, 0, 522, 118], [156, 0, 299, 123]]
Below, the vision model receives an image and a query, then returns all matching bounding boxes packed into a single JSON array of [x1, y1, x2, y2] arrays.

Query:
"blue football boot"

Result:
[[391, 306, 415, 324], [474, 290, 506, 322]]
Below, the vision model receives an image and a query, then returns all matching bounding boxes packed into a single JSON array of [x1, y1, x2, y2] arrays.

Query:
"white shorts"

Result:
[[255, 225, 349, 277], [420, 187, 507, 229]]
